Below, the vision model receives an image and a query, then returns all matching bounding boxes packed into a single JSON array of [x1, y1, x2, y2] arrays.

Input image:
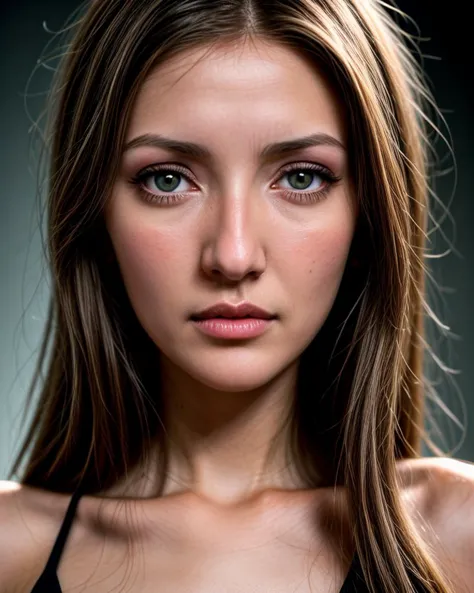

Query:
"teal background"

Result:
[[1, 1, 472, 479]]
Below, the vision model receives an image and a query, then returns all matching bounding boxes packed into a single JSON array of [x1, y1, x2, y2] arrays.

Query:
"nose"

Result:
[[200, 188, 266, 284]]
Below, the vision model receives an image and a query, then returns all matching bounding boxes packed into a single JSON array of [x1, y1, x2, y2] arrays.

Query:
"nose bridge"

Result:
[[204, 173, 265, 280]]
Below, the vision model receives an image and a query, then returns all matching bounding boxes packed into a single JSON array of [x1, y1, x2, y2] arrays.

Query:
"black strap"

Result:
[[339, 551, 369, 592], [43, 486, 84, 573]]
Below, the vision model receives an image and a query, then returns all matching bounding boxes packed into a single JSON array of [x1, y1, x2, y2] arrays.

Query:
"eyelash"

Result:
[[128, 162, 341, 206]]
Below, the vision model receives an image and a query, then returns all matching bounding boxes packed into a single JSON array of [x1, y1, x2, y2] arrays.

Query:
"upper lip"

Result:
[[191, 301, 276, 320]]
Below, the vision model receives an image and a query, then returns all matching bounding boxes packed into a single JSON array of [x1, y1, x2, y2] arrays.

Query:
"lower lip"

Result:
[[191, 317, 274, 339]]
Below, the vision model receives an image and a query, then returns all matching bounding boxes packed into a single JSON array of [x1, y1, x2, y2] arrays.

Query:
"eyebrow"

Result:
[[123, 132, 345, 160]]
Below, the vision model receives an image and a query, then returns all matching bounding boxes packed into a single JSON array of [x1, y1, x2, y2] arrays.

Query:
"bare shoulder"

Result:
[[396, 457, 474, 592], [396, 455, 474, 515], [0, 480, 33, 583], [0, 480, 79, 592]]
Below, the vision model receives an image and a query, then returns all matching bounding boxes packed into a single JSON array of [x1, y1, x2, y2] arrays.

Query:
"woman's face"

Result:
[[106, 39, 356, 393]]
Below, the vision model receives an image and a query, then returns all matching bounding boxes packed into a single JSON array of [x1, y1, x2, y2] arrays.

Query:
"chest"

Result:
[[53, 536, 352, 593], [28, 497, 354, 593]]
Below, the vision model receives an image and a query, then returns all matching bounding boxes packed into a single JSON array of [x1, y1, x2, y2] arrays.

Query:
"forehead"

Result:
[[126, 39, 346, 148]]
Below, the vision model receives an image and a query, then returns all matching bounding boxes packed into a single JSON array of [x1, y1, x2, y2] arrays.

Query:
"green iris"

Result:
[[154, 172, 181, 192], [288, 171, 313, 190]]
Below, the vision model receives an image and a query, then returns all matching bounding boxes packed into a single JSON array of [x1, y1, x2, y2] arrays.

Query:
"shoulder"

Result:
[[0, 481, 83, 591], [396, 456, 474, 592], [0, 479, 78, 527], [396, 455, 474, 515]]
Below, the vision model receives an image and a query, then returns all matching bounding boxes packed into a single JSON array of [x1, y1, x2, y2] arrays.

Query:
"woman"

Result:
[[1, 0, 473, 591]]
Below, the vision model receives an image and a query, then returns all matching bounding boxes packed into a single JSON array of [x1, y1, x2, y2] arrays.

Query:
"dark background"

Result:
[[1, 1, 472, 477]]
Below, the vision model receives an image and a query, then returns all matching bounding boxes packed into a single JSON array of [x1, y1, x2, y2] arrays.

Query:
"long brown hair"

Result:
[[9, 0, 457, 591]]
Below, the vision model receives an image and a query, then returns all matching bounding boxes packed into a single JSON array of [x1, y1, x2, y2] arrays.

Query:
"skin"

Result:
[[105, 38, 356, 506], [1, 39, 474, 593], [1, 460, 474, 592]]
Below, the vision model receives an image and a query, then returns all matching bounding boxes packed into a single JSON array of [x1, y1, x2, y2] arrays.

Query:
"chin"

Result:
[[180, 354, 293, 393]]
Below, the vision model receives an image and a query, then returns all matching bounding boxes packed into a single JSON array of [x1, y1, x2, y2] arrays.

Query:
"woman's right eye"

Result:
[[138, 169, 193, 194], [129, 165, 197, 205]]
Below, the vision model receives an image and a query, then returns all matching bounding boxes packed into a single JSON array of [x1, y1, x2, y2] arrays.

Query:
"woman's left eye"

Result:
[[278, 168, 325, 192]]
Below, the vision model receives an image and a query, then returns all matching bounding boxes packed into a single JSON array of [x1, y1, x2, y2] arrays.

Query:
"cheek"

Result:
[[282, 217, 354, 333], [108, 221, 185, 313], [289, 223, 353, 288]]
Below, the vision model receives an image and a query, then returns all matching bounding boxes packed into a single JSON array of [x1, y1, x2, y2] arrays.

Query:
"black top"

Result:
[[28, 487, 369, 592]]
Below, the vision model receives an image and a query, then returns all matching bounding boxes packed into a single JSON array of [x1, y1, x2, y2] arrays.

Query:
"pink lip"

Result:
[[191, 317, 274, 339], [191, 301, 275, 321]]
